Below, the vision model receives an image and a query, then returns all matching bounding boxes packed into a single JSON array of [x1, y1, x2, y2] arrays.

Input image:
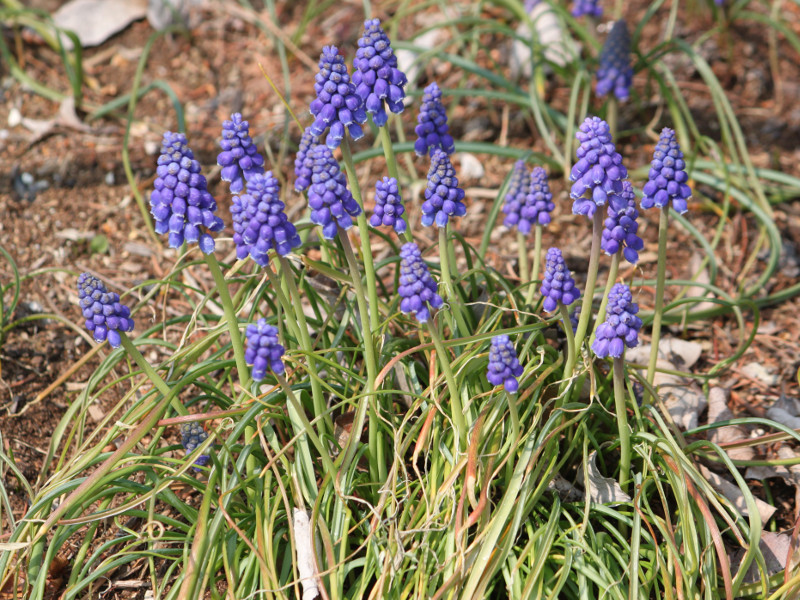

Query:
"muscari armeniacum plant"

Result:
[[217, 112, 265, 194], [572, 0, 602, 18], [414, 82, 455, 157], [370, 176, 407, 235], [487, 334, 525, 442], [540, 248, 580, 377]]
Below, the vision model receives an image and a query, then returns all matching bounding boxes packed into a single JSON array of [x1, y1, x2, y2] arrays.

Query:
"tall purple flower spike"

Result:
[[487, 334, 524, 393], [150, 131, 224, 254], [370, 176, 407, 234], [309, 45, 367, 149], [596, 20, 633, 101], [245, 319, 286, 381], [572, 0, 602, 17], [641, 128, 691, 214], [397, 242, 444, 323], [217, 113, 265, 194], [540, 248, 580, 313], [352, 18, 407, 127], [601, 180, 643, 264], [569, 116, 627, 218], [414, 82, 455, 156], [77, 273, 134, 348], [421, 148, 466, 228], [307, 145, 362, 239], [592, 283, 642, 358], [502, 160, 531, 232], [294, 127, 319, 193]]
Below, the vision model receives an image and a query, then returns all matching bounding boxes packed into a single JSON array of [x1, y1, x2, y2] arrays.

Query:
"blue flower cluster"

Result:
[[501, 160, 531, 232], [150, 131, 224, 254], [309, 45, 367, 149], [397, 242, 443, 323], [414, 82, 455, 156], [294, 127, 319, 192], [592, 283, 642, 358], [596, 20, 633, 101], [307, 145, 362, 239], [601, 180, 643, 264], [352, 18, 407, 127], [486, 335, 524, 393], [421, 149, 466, 228], [245, 319, 286, 381], [572, 0, 602, 17], [180, 421, 211, 468], [540, 248, 580, 313], [370, 176, 407, 234], [77, 273, 134, 348], [641, 128, 691, 214], [569, 116, 627, 218], [217, 113, 265, 194], [524, 167, 555, 228]]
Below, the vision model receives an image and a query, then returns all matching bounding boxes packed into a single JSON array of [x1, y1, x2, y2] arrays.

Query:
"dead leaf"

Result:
[[509, 3, 578, 79], [147, 0, 192, 31], [707, 387, 755, 461], [741, 362, 779, 387], [700, 465, 776, 523], [685, 253, 717, 313], [53, 0, 148, 50], [457, 153, 485, 180], [576, 451, 631, 505], [730, 531, 800, 582]]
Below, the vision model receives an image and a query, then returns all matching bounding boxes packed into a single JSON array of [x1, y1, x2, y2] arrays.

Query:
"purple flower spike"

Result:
[[245, 319, 286, 381], [370, 176, 407, 234], [180, 422, 211, 468], [397, 242, 443, 323], [294, 127, 320, 192], [352, 18, 407, 127], [231, 172, 301, 267], [414, 82, 455, 156], [217, 113, 265, 194], [523, 167, 555, 229], [601, 180, 644, 264], [569, 116, 627, 218], [487, 334, 524, 393], [77, 273, 134, 348], [501, 160, 531, 232], [540, 248, 580, 313], [309, 45, 367, 149], [641, 128, 692, 214], [150, 131, 224, 254], [421, 148, 466, 228], [596, 20, 633, 102], [307, 145, 362, 239], [572, 0, 602, 17], [592, 283, 642, 358]]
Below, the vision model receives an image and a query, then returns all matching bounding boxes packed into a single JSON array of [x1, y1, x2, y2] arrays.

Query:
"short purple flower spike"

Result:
[[421, 148, 466, 228], [523, 167, 555, 228], [307, 145, 362, 239], [397, 242, 444, 323], [487, 334, 524, 393], [231, 172, 301, 267], [592, 283, 642, 358], [601, 180, 643, 264], [150, 131, 224, 254], [294, 127, 319, 193], [641, 128, 691, 214], [309, 45, 367, 149], [180, 422, 211, 468], [569, 116, 627, 218], [572, 0, 602, 17], [245, 319, 286, 381], [540, 248, 580, 313], [77, 273, 134, 348], [414, 82, 455, 156], [596, 20, 633, 102], [501, 160, 531, 232], [217, 113, 265, 194], [352, 18, 407, 127], [370, 176, 407, 234]]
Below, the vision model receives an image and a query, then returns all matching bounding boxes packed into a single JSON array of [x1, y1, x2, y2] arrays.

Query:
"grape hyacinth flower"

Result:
[[180, 422, 210, 468], [421, 148, 466, 228], [245, 319, 286, 381], [592, 283, 642, 358], [309, 45, 367, 149], [231, 172, 301, 267], [569, 116, 627, 218], [352, 18, 407, 127], [487, 335, 524, 393], [641, 128, 692, 214], [596, 20, 633, 101], [307, 145, 362, 239], [150, 132, 224, 254], [217, 113, 265, 194], [572, 0, 602, 17], [397, 242, 444, 323], [370, 176, 407, 234], [524, 167, 555, 229], [414, 82, 455, 156], [540, 248, 580, 313], [294, 127, 319, 193], [77, 273, 134, 348], [501, 160, 531, 231], [601, 180, 643, 264]]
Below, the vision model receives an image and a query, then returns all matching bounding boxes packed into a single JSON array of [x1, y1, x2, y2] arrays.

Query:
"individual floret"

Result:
[[601, 180, 643, 264], [641, 127, 691, 214], [180, 421, 211, 468], [501, 160, 531, 232], [245, 319, 286, 381], [596, 20, 633, 101], [307, 145, 362, 239], [414, 82, 455, 156], [592, 283, 642, 358], [540, 248, 580, 313], [397, 242, 444, 323], [572, 0, 602, 17], [370, 176, 407, 234], [486, 334, 524, 393], [77, 273, 134, 348], [217, 113, 265, 194], [421, 148, 466, 228], [294, 127, 319, 193]]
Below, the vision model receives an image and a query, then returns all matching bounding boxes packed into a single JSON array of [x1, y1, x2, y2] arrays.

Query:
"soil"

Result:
[[2, 0, 800, 597]]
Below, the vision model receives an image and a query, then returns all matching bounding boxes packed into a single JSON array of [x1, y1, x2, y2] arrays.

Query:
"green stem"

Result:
[[645, 208, 670, 400], [607, 97, 618, 142], [593, 252, 621, 343], [427, 321, 467, 450], [517, 231, 529, 292], [119, 333, 187, 416], [524, 225, 543, 306], [264, 266, 304, 344], [503, 389, 520, 448], [438, 226, 471, 336], [558, 303, 577, 384], [613, 357, 631, 495]]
